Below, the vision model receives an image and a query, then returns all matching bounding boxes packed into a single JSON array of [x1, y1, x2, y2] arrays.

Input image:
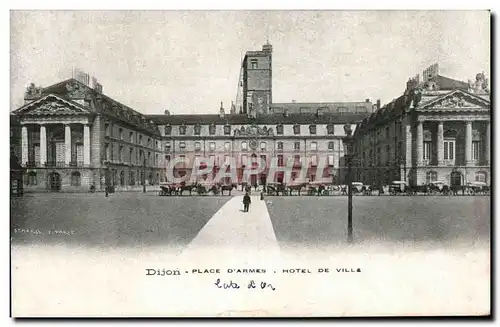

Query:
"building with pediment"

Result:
[[353, 65, 491, 187], [11, 77, 164, 192]]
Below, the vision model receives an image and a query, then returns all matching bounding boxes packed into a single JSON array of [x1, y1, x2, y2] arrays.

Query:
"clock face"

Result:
[[249, 139, 258, 150]]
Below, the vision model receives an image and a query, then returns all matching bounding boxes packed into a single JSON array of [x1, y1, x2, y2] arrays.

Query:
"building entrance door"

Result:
[[49, 172, 61, 191], [450, 172, 462, 187]]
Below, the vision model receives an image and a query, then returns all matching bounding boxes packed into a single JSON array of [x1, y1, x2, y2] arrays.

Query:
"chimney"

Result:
[[262, 41, 273, 53], [219, 101, 225, 118], [365, 99, 370, 103]]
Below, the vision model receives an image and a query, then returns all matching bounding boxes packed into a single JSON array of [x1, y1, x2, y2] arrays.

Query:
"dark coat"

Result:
[[243, 194, 251, 204]]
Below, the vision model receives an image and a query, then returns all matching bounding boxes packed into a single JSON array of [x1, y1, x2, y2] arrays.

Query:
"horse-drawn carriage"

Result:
[[307, 181, 330, 196], [266, 182, 288, 196], [389, 181, 409, 195], [464, 181, 490, 196]]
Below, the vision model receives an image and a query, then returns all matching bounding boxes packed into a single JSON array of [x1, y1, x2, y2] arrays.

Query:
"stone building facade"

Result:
[[12, 80, 164, 192], [147, 105, 369, 186], [353, 69, 491, 187]]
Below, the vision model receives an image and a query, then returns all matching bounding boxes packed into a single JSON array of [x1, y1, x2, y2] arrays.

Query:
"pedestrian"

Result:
[[243, 192, 251, 212], [260, 191, 264, 201], [105, 185, 109, 197]]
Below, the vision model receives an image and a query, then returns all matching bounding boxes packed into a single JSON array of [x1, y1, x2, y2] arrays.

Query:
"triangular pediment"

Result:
[[13, 94, 91, 116], [420, 90, 490, 110]]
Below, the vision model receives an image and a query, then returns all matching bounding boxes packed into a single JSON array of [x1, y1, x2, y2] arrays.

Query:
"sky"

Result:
[[10, 10, 490, 115]]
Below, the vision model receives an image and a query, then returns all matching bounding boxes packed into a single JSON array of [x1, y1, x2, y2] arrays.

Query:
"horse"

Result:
[[178, 183, 197, 196], [287, 183, 307, 196], [219, 183, 237, 196]]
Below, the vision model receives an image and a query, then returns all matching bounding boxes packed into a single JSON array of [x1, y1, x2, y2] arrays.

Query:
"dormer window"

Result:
[[309, 124, 317, 135], [224, 124, 231, 135], [276, 124, 284, 135], [194, 124, 201, 135], [179, 124, 186, 135], [209, 124, 216, 135], [293, 124, 301, 135], [327, 124, 334, 135], [164, 125, 172, 135]]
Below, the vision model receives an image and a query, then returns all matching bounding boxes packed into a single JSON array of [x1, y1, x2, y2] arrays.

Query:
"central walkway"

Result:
[[182, 195, 281, 266]]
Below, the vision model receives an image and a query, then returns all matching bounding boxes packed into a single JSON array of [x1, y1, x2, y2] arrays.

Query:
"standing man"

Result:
[[243, 192, 251, 212]]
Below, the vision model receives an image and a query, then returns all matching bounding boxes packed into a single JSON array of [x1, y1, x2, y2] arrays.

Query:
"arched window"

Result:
[[120, 171, 125, 186], [148, 172, 153, 185], [475, 171, 487, 183], [426, 171, 438, 183], [71, 171, 81, 186]]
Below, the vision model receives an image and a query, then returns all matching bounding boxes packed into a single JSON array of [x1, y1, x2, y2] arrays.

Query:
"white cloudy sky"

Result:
[[10, 10, 490, 114]]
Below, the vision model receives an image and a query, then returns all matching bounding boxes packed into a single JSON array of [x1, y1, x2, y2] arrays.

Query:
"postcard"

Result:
[[10, 10, 491, 317]]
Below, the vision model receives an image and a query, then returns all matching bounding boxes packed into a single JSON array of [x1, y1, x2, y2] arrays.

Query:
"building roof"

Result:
[[19, 78, 161, 136], [271, 101, 373, 114], [433, 75, 469, 91], [146, 112, 371, 125]]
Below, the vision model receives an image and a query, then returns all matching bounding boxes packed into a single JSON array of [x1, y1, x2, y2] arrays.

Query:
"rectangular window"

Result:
[[328, 141, 334, 150], [327, 124, 334, 135], [260, 155, 266, 165], [260, 142, 267, 152], [129, 132, 134, 142], [165, 155, 170, 164], [278, 155, 284, 167], [241, 141, 248, 151], [194, 142, 201, 152], [224, 155, 230, 165], [294, 141, 300, 151], [179, 142, 186, 151], [224, 125, 231, 135], [241, 154, 247, 167], [210, 155, 216, 166], [328, 155, 335, 166], [310, 142, 317, 151], [423, 141, 431, 160], [277, 142, 283, 150], [472, 141, 480, 160], [444, 141, 455, 160], [225, 142, 231, 151], [250, 59, 258, 69], [209, 142, 216, 152], [311, 155, 318, 166]]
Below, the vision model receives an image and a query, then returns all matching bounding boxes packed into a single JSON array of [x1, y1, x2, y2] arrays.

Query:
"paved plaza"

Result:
[[11, 193, 490, 250]]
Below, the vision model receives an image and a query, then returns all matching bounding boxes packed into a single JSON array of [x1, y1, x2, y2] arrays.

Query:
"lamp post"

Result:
[[143, 156, 146, 193], [342, 124, 355, 244]]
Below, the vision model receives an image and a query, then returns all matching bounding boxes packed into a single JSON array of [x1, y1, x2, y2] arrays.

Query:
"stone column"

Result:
[[437, 121, 444, 165], [405, 123, 412, 171], [84, 124, 91, 166], [40, 124, 47, 166], [64, 124, 72, 165], [465, 121, 472, 166], [416, 121, 423, 166], [21, 125, 28, 165], [485, 121, 490, 165]]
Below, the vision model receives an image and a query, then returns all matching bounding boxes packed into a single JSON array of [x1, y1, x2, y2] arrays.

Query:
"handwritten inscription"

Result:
[[215, 278, 275, 291]]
